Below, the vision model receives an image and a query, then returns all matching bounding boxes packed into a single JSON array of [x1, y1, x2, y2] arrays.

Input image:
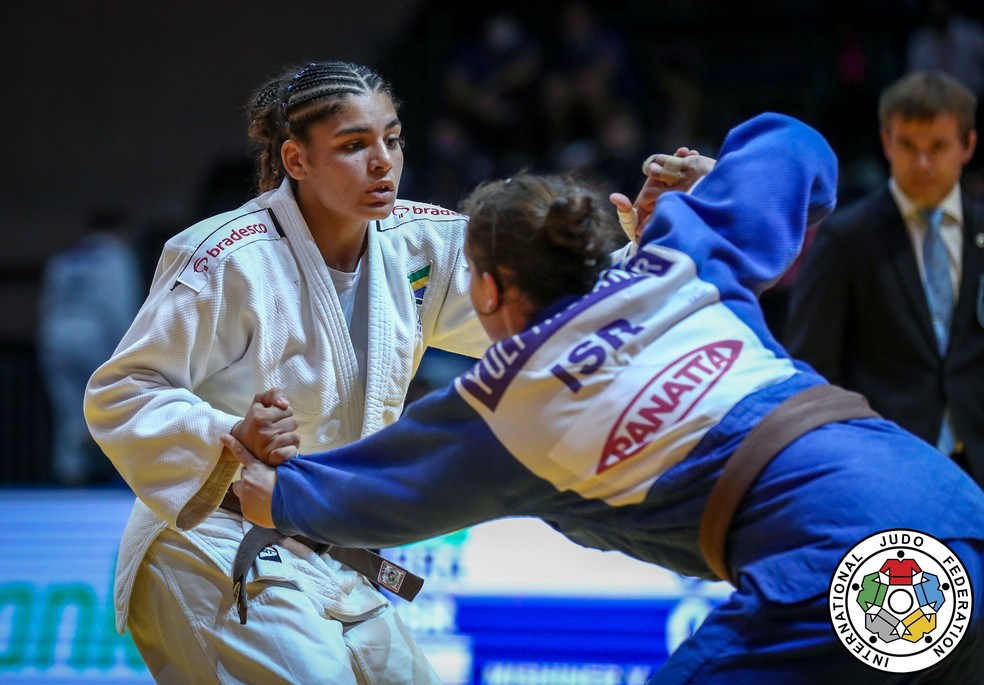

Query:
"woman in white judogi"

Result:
[[84, 61, 489, 684]]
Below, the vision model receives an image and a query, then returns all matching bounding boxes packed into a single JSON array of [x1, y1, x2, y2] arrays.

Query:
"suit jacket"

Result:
[[784, 183, 984, 487]]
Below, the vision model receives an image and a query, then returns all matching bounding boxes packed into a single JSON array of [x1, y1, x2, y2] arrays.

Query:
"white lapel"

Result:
[[271, 182, 364, 437], [362, 222, 397, 437]]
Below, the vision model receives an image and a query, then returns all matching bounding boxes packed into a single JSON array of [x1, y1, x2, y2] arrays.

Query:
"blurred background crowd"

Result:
[[3, 0, 984, 486]]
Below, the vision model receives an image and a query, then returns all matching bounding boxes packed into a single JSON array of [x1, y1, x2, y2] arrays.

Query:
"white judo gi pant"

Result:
[[128, 527, 440, 685]]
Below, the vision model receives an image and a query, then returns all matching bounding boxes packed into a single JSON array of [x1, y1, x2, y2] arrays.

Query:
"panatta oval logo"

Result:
[[599, 340, 742, 473], [828, 529, 973, 673]]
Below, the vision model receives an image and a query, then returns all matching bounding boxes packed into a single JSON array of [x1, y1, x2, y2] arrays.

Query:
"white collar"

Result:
[[889, 179, 963, 225]]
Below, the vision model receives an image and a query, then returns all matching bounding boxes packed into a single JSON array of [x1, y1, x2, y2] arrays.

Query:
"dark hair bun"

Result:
[[544, 194, 600, 255], [462, 172, 619, 311]]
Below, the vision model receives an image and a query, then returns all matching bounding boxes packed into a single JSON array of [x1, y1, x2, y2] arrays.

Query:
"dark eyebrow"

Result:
[[334, 118, 402, 138]]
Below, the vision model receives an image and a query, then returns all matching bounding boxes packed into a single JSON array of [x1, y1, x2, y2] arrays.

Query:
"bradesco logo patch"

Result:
[[828, 529, 974, 673], [383, 203, 462, 228], [598, 340, 742, 473], [175, 208, 281, 292]]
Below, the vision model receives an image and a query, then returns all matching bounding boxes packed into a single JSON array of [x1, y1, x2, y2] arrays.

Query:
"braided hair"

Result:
[[461, 172, 620, 313], [246, 61, 401, 193]]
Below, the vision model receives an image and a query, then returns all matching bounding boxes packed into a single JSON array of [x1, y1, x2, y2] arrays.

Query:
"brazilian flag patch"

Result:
[[408, 264, 431, 305]]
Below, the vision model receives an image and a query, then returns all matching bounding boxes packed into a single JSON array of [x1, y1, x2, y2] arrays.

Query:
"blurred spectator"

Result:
[[443, 11, 544, 175], [37, 208, 143, 485], [819, 9, 888, 203], [415, 115, 496, 210], [648, 53, 712, 161], [541, 2, 639, 158], [906, 0, 984, 183], [582, 103, 650, 196], [906, 0, 984, 100]]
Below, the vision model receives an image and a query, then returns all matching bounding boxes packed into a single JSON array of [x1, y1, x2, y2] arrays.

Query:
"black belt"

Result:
[[220, 488, 424, 624], [698, 384, 881, 585]]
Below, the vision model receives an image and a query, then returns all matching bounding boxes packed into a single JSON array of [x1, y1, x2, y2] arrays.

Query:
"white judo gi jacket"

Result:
[[84, 180, 489, 632]]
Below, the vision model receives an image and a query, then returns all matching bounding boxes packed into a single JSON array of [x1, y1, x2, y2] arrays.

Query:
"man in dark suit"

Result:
[[785, 70, 983, 488]]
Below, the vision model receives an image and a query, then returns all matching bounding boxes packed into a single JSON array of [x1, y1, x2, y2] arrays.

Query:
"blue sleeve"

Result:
[[640, 113, 838, 295], [271, 383, 541, 547]]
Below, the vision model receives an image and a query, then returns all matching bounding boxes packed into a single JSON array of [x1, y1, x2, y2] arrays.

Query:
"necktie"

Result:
[[920, 207, 956, 456], [920, 207, 952, 353]]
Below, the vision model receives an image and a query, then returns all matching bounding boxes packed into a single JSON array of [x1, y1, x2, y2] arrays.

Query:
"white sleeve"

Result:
[[84, 240, 247, 530], [420, 219, 491, 359]]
